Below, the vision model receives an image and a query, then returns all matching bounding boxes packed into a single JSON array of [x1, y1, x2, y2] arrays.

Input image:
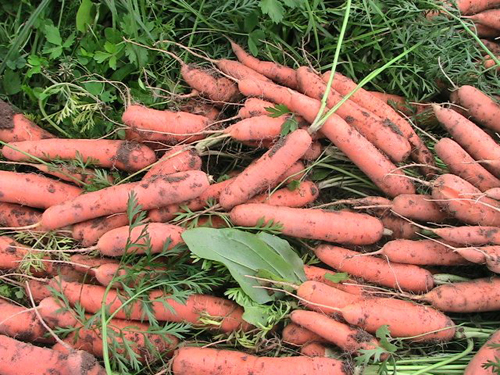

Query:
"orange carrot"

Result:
[[41, 170, 209, 230], [181, 64, 239, 103], [435, 138, 500, 192], [379, 239, 469, 266], [392, 194, 449, 222], [179, 99, 220, 121], [96, 223, 184, 256], [238, 79, 416, 197], [433, 104, 500, 178], [38, 296, 78, 329], [223, 115, 289, 141], [464, 330, 500, 375], [51, 278, 251, 332], [123, 104, 209, 145], [231, 204, 384, 245], [297, 67, 411, 163], [457, 0, 500, 15], [485, 187, 500, 200], [297, 280, 364, 314], [92, 262, 167, 289], [432, 225, 500, 245], [431, 174, 500, 226], [24, 279, 51, 303], [0, 298, 51, 343], [455, 245, 500, 272], [301, 141, 323, 161], [282, 323, 329, 346], [0, 171, 82, 209], [416, 277, 500, 312], [290, 310, 385, 356], [0, 236, 30, 270], [450, 85, 500, 133], [380, 213, 421, 239], [216, 59, 272, 83], [0, 100, 54, 142], [246, 181, 319, 207], [315, 244, 434, 292], [32, 164, 114, 186], [0, 334, 106, 375], [171, 347, 349, 375], [219, 129, 312, 209], [143, 145, 202, 180], [0, 203, 42, 227], [238, 98, 275, 119], [480, 39, 500, 55], [474, 23, 500, 38], [470, 8, 500, 32], [69, 254, 120, 275], [72, 213, 130, 247], [303, 265, 366, 295], [341, 298, 456, 342], [300, 342, 329, 357]]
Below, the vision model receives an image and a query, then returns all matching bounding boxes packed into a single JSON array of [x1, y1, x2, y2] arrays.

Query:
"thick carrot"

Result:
[[51, 278, 251, 332], [392, 194, 449, 222], [297, 67, 411, 163], [416, 277, 500, 312], [379, 239, 469, 266], [41, 170, 210, 230], [230, 204, 384, 245], [341, 298, 456, 342], [301, 141, 323, 160], [455, 246, 500, 272], [297, 280, 364, 314], [32, 164, 114, 186], [0, 171, 82, 210], [238, 79, 416, 197], [0, 298, 50, 343], [171, 347, 349, 375], [282, 323, 329, 346], [315, 245, 435, 292], [432, 225, 500, 245], [2, 139, 156, 172], [181, 64, 239, 103], [435, 138, 500, 192], [431, 174, 500, 226], [219, 129, 312, 209], [224, 115, 289, 142], [0, 236, 30, 270], [0, 203, 42, 227], [322, 71, 435, 172], [380, 213, 421, 239], [238, 98, 275, 119], [303, 265, 366, 295], [433, 104, 500, 178], [38, 296, 78, 329], [72, 213, 129, 247], [24, 279, 51, 303], [0, 334, 106, 375], [457, 0, 500, 15], [143, 145, 202, 180], [464, 330, 500, 375], [300, 342, 329, 357], [290, 310, 384, 356], [0, 100, 54, 142], [179, 100, 220, 121], [469, 9, 500, 31], [123, 105, 209, 145], [96, 223, 184, 256], [246, 181, 319, 207], [230, 40, 298, 89]]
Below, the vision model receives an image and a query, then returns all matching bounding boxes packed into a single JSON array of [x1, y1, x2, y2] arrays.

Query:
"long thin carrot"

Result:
[[297, 280, 364, 314]]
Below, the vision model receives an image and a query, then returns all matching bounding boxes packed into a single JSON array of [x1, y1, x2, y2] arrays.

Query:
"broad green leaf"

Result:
[[280, 117, 299, 136], [325, 272, 350, 283], [63, 33, 76, 49], [44, 24, 62, 45], [376, 325, 398, 353], [76, 0, 94, 32], [94, 51, 112, 63], [182, 228, 304, 304], [266, 104, 291, 117], [248, 38, 258, 57], [244, 12, 259, 32], [242, 304, 270, 327], [260, 0, 285, 23], [287, 180, 300, 191], [84, 82, 103, 96], [3, 69, 22, 95]]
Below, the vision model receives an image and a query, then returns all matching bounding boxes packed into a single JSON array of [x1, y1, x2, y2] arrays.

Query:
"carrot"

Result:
[[192, 215, 228, 228], [0, 100, 54, 142], [71, 213, 130, 247], [32, 164, 114, 186], [457, 0, 500, 15], [380, 213, 421, 239], [143, 145, 202, 180], [238, 98, 275, 119], [2, 139, 157, 172], [179, 100, 221, 121], [450, 85, 500, 133], [415, 277, 500, 312], [484, 187, 500, 200], [58, 315, 179, 361], [219, 129, 312, 209], [432, 225, 500, 245], [341, 298, 456, 342], [454, 246, 500, 272], [25, 279, 52, 303], [484, 55, 500, 71], [0, 171, 82, 210], [480, 39, 500, 55], [431, 174, 500, 226], [51, 278, 251, 332], [464, 330, 500, 375], [290, 310, 385, 356], [435, 138, 500, 192], [122, 104, 209, 145], [96, 223, 184, 256], [297, 67, 411, 163], [433, 104, 500, 178], [246, 181, 319, 207], [322, 71, 435, 173], [69, 254, 120, 275], [282, 323, 329, 346], [468, 9, 500, 31], [315, 245, 435, 292], [171, 347, 349, 375], [38, 296, 78, 329], [41, 170, 209, 230], [216, 59, 272, 83], [378, 239, 469, 266], [0, 334, 106, 375], [300, 342, 329, 357], [0, 203, 42, 228], [230, 40, 298, 89], [230, 204, 385, 245], [238, 79, 416, 197], [223, 115, 290, 142], [474, 23, 500, 37], [0, 236, 31, 270], [301, 141, 323, 160], [92, 263, 147, 288], [392, 194, 449, 222], [0, 298, 51, 343], [297, 280, 364, 314], [303, 265, 366, 295]]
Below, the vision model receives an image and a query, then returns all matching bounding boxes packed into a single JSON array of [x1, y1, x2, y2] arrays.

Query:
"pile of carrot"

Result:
[[1, 32, 500, 375]]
